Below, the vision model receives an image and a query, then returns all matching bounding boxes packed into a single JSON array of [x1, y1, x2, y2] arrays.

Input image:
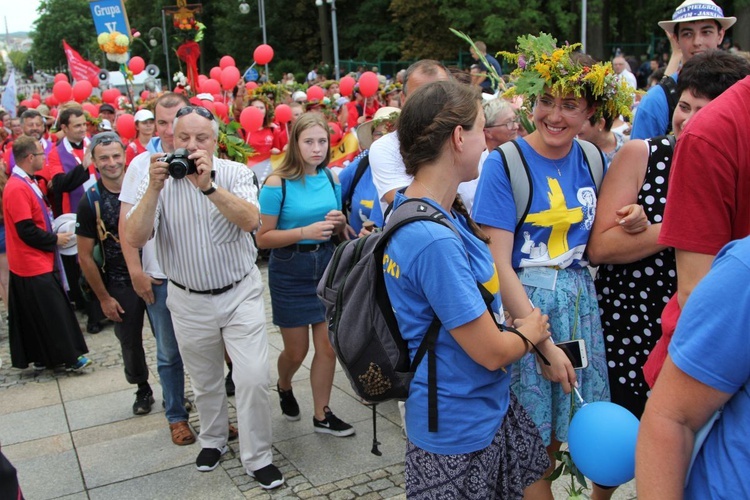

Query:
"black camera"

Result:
[[161, 148, 196, 179]]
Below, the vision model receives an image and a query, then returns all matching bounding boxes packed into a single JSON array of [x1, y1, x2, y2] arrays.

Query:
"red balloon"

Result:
[[116, 114, 136, 140], [245, 81, 258, 91], [201, 101, 216, 114], [53, 81, 73, 103], [32, 93, 41, 101], [358, 71, 379, 98], [240, 106, 265, 132], [45, 95, 59, 107], [201, 78, 221, 95], [339, 76, 355, 97], [29, 98, 40, 109], [198, 74, 208, 83], [128, 56, 146, 75], [253, 44, 274, 66], [54, 73, 68, 84], [82, 103, 98, 117], [209, 66, 222, 81], [307, 85, 325, 102], [50, 108, 59, 118], [220, 55, 236, 69], [274, 104, 292, 124], [212, 94, 223, 103], [88, 72, 100, 88], [20, 100, 31, 108], [329, 122, 343, 146], [140, 90, 150, 101], [102, 88, 121, 104], [221, 66, 241, 91], [213, 102, 228, 120], [72, 80, 93, 102]]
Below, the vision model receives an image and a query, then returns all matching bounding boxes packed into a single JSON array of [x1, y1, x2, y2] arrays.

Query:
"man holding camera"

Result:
[[124, 106, 283, 489]]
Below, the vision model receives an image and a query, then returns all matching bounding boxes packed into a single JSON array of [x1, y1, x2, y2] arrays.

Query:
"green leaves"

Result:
[[547, 450, 588, 498]]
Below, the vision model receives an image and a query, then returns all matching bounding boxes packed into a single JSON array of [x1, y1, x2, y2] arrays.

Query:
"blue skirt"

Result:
[[268, 243, 334, 328], [511, 267, 610, 446]]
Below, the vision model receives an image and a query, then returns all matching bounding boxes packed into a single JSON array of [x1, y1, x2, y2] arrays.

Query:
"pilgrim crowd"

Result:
[[1, 0, 750, 497]]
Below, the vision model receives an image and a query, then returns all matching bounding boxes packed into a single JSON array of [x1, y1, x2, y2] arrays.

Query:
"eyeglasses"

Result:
[[485, 118, 520, 130], [30, 152, 46, 157], [89, 132, 124, 152], [176, 106, 215, 121], [535, 97, 587, 118]]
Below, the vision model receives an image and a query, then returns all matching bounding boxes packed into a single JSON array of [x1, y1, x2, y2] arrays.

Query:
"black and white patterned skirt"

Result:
[[405, 392, 549, 499]]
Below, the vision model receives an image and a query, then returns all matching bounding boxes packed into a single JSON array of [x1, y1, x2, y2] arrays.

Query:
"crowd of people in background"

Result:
[[2, 0, 750, 497]]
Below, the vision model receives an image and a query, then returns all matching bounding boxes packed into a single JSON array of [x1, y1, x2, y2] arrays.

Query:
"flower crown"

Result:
[[499, 33, 635, 121]]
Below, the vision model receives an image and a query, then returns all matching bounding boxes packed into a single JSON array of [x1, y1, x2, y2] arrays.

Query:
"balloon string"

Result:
[[573, 387, 586, 406]]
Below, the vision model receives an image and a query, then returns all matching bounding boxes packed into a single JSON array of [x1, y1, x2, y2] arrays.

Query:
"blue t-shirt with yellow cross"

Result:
[[383, 193, 509, 455], [473, 137, 603, 270]]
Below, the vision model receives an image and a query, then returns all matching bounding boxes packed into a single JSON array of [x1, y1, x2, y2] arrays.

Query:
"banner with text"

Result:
[[63, 40, 101, 84]]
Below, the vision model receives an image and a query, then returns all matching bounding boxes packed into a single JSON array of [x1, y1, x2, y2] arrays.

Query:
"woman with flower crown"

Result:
[[472, 33, 635, 499]]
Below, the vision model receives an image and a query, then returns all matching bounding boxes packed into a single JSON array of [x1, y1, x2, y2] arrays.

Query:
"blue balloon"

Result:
[[567, 401, 639, 486]]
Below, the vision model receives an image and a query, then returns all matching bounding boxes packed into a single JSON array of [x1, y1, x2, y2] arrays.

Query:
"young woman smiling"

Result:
[[472, 34, 635, 499]]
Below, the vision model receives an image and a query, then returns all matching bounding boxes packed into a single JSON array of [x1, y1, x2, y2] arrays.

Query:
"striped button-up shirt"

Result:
[[131, 156, 259, 291]]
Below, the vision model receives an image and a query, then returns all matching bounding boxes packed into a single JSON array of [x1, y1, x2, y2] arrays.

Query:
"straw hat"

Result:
[[355, 106, 401, 150]]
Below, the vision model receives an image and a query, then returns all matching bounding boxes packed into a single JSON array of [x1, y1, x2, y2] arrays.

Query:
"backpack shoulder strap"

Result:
[[575, 138, 605, 193], [350, 155, 370, 197], [497, 140, 533, 233], [659, 75, 679, 134], [321, 165, 335, 191]]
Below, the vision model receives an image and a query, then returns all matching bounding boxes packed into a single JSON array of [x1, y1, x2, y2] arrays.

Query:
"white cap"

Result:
[[196, 93, 214, 102], [99, 119, 113, 131], [134, 109, 155, 122], [292, 91, 307, 102]]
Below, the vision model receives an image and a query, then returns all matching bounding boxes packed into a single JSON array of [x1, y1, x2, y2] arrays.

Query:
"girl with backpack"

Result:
[[255, 113, 355, 437], [384, 79, 551, 498], [472, 34, 635, 499]]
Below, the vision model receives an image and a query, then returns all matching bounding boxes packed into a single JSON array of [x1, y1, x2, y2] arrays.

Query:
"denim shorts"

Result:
[[268, 243, 334, 328]]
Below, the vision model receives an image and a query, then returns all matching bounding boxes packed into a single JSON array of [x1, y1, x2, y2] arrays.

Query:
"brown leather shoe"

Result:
[[228, 423, 238, 441], [170, 421, 196, 446]]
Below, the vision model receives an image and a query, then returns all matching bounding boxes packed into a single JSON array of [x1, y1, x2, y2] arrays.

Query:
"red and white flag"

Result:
[[62, 40, 101, 84]]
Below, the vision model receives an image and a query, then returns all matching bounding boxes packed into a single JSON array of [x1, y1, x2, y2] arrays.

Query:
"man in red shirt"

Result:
[[3, 136, 90, 370]]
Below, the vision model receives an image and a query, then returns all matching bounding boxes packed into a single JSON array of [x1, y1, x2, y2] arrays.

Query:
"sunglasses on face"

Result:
[[175, 106, 215, 121]]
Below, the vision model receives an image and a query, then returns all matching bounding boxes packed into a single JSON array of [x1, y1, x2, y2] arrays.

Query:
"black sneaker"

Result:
[[133, 389, 155, 415], [225, 368, 235, 396], [249, 463, 285, 490], [313, 406, 355, 437], [277, 384, 300, 421], [196, 445, 228, 472]]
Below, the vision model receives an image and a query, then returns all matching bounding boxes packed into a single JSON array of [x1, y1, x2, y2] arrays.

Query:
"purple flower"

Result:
[[519, 55, 526, 69]]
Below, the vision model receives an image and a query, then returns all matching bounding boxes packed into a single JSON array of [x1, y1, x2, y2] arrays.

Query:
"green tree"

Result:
[[30, 0, 98, 72], [8, 51, 28, 74]]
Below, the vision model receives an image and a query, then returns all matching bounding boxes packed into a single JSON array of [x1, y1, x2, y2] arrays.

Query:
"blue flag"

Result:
[[1, 68, 18, 118]]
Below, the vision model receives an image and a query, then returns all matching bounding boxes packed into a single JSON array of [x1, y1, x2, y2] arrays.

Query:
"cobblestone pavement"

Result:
[[0, 260, 635, 499]]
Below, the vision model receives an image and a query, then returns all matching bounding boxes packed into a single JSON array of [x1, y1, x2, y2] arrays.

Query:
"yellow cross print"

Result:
[[524, 178, 583, 258]]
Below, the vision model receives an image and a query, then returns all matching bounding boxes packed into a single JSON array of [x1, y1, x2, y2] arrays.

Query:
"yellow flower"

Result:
[[551, 49, 565, 64], [97, 33, 109, 46], [114, 34, 130, 48], [535, 62, 551, 81]]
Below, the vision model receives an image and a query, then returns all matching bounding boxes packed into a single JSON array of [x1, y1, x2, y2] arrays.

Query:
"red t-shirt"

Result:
[[126, 140, 147, 167], [659, 77, 750, 255], [245, 126, 282, 160], [2, 175, 55, 276]]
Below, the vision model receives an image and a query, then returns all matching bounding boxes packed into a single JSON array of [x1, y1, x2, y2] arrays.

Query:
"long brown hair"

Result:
[[275, 113, 330, 180], [398, 80, 490, 243]]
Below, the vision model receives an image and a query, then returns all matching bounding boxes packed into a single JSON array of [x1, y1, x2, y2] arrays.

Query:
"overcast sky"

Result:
[[1, 0, 41, 33]]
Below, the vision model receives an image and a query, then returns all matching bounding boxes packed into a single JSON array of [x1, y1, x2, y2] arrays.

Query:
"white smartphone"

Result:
[[536, 338, 589, 373]]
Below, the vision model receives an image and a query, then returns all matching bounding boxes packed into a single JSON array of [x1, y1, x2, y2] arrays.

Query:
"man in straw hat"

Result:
[[630, 0, 735, 139]]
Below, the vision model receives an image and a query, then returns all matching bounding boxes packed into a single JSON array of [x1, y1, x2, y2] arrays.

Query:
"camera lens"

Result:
[[168, 158, 189, 179]]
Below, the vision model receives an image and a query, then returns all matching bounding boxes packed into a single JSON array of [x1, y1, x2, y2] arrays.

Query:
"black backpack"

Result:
[[317, 199, 456, 435], [659, 75, 679, 135]]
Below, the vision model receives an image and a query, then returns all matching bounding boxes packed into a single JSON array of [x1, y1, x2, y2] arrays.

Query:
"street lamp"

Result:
[[315, 0, 339, 79], [238, 0, 250, 14]]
